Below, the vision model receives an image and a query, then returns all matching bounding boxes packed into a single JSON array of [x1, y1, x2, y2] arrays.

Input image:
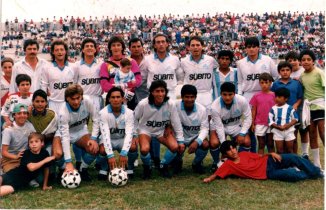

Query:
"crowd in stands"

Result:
[[2, 11, 325, 67]]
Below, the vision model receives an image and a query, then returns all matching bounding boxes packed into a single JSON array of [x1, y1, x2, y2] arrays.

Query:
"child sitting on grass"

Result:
[[0, 132, 55, 196]]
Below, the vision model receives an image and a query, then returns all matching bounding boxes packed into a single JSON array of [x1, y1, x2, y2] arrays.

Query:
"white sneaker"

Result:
[[134, 159, 139, 167], [29, 179, 39, 188]]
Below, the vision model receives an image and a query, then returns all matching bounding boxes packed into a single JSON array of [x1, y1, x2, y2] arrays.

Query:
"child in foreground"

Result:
[[0, 133, 55, 196]]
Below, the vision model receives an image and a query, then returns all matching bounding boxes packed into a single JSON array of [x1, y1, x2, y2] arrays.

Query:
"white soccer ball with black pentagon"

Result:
[[61, 170, 81, 188], [108, 168, 128, 186]]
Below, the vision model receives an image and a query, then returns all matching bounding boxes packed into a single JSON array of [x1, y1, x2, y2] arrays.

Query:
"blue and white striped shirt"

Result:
[[268, 103, 298, 131], [212, 67, 238, 99]]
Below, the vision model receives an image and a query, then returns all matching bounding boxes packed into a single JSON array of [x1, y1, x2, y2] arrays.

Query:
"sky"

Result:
[[1, 0, 325, 22]]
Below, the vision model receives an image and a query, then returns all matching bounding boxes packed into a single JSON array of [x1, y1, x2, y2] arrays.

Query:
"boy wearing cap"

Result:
[[1, 104, 36, 173]]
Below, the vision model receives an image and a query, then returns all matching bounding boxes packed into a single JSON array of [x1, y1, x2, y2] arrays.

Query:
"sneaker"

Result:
[[302, 154, 309, 160], [192, 163, 205, 174], [97, 173, 107, 181], [126, 169, 134, 179], [29, 179, 40, 188], [152, 157, 161, 169], [134, 159, 139, 167], [79, 168, 92, 182], [159, 164, 172, 178], [75, 161, 81, 171], [142, 165, 152, 180]]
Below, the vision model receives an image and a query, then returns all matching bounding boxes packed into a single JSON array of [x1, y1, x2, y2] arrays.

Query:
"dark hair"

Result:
[[187, 36, 204, 46], [32, 89, 48, 102], [23, 39, 39, 51], [285, 51, 299, 61], [152, 33, 170, 52], [259, 72, 274, 82], [275, 87, 290, 99], [220, 82, 235, 93], [16, 74, 31, 86], [299, 49, 316, 62], [277, 61, 293, 73], [28, 132, 44, 143], [220, 141, 237, 155], [148, 80, 169, 105], [181, 84, 197, 97], [120, 58, 132, 68], [50, 40, 69, 62], [129, 37, 143, 47], [218, 50, 234, 61], [105, 87, 124, 105], [81, 38, 98, 59], [65, 84, 83, 101], [1, 57, 14, 66], [245, 36, 260, 47], [107, 36, 126, 56]]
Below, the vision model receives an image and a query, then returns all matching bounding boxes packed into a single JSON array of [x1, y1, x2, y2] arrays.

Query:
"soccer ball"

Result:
[[108, 168, 128, 186], [61, 170, 81, 189]]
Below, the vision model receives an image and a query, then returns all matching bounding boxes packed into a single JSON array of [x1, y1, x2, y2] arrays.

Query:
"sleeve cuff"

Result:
[[177, 140, 184, 144], [91, 136, 97, 141], [239, 133, 246, 137], [195, 138, 203, 146], [120, 150, 128, 156], [65, 159, 72, 163], [107, 154, 114, 159]]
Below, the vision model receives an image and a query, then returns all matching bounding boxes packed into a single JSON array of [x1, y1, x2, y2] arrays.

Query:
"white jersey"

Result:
[[2, 121, 36, 154], [9, 58, 48, 93], [142, 53, 183, 97], [211, 94, 252, 143], [290, 67, 305, 79], [1, 75, 10, 106], [40, 61, 76, 103], [134, 98, 184, 143], [180, 54, 217, 93], [74, 59, 102, 97], [135, 56, 149, 101], [212, 67, 238, 99], [176, 100, 209, 145], [57, 96, 100, 161], [99, 105, 134, 158], [1, 92, 32, 117], [237, 54, 278, 101]]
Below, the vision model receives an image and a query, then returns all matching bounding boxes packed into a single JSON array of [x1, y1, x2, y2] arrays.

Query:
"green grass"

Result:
[[1, 143, 324, 209]]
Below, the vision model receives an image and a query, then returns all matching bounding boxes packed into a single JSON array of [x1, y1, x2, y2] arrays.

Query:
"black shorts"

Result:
[[311, 110, 325, 122]]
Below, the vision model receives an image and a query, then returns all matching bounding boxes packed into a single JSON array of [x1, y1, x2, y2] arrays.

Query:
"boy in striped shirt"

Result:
[[269, 88, 298, 154]]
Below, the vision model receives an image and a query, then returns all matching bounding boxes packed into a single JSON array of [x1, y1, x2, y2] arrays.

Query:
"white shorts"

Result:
[[272, 129, 295, 141], [255, 125, 271, 137], [48, 100, 65, 114], [55, 125, 89, 144], [99, 138, 124, 152], [196, 91, 213, 115], [139, 129, 164, 139]]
